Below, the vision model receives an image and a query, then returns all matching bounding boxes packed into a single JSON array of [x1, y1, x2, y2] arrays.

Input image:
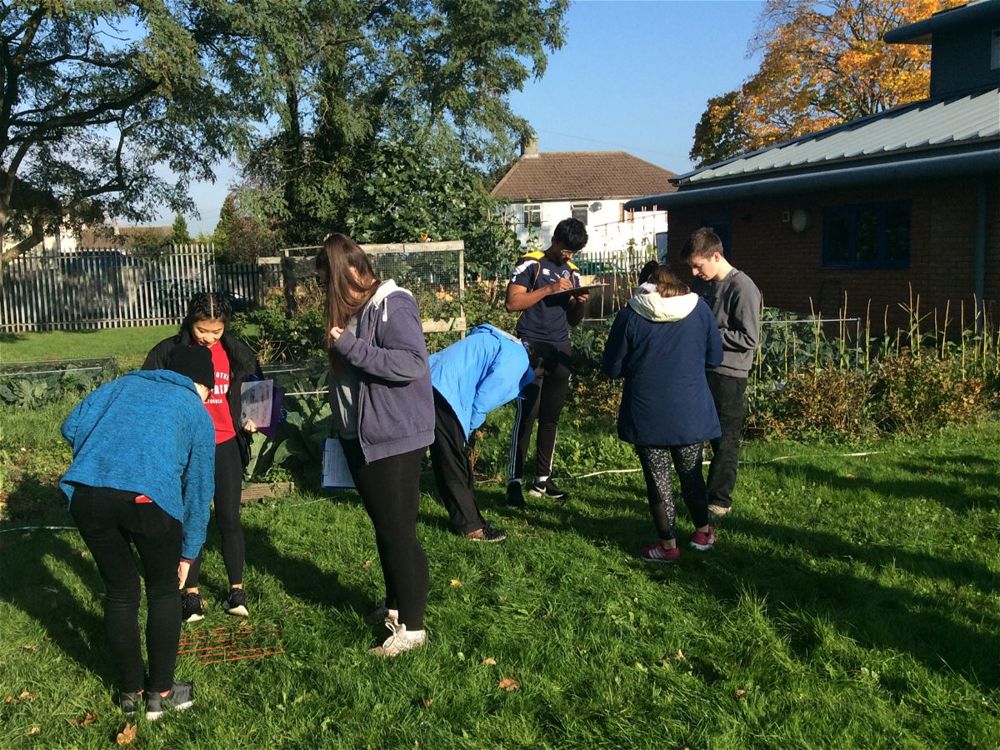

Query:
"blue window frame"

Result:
[[822, 202, 910, 269]]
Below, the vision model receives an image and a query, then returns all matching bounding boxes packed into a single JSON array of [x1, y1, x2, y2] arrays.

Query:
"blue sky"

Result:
[[179, 0, 765, 234]]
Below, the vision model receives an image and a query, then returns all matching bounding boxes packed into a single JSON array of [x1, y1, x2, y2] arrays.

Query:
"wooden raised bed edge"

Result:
[[240, 481, 296, 504]]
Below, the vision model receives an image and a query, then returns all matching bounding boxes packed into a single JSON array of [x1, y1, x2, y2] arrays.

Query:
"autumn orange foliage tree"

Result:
[[690, 0, 963, 167]]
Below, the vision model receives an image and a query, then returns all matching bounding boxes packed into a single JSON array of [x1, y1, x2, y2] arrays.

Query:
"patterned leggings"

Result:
[[634, 444, 709, 540]]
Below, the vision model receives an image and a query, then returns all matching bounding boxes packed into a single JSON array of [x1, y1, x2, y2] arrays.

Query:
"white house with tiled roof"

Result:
[[491, 139, 676, 256]]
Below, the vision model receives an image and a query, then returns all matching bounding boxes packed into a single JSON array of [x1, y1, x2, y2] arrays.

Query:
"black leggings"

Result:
[[635, 444, 709, 540], [342, 440, 428, 631], [184, 438, 244, 588], [70, 486, 182, 693]]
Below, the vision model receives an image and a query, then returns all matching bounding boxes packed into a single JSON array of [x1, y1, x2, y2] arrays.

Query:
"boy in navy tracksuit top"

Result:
[[429, 324, 535, 541], [503, 217, 589, 507], [61, 347, 216, 720]]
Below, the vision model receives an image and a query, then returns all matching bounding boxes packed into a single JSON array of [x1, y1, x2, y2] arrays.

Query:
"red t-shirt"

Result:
[[205, 341, 236, 444]]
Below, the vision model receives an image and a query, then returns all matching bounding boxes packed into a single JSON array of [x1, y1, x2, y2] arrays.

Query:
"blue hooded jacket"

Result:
[[429, 324, 535, 439], [60, 369, 216, 560]]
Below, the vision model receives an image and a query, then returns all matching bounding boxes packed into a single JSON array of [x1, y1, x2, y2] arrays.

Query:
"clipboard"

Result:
[[551, 283, 608, 297]]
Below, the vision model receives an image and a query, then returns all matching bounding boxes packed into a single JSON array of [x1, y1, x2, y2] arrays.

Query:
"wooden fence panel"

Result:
[[0, 245, 254, 332]]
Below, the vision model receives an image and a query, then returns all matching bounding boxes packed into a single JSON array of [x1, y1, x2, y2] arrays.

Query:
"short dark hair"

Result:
[[552, 218, 588, 252], [680, 227, 723, 262], [637, 260, 660, 286]]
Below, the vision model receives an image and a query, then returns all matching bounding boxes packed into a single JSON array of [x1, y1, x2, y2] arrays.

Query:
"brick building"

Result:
[[626, 0, 1000, 331]]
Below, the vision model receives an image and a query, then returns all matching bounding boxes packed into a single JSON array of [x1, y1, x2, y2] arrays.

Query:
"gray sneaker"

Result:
[[707, 503, 731, 520], [144, 682, 195, 721], [119, 691, 142, 719]]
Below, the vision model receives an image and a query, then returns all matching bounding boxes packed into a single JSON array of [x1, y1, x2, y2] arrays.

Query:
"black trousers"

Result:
[[184, 438, 244, 588], [430, 389, 486, 536], [508, 340, 572, 481], [70, 485, 182, 693], [706, 372, 748, 509], [342, 440, 428, 631]]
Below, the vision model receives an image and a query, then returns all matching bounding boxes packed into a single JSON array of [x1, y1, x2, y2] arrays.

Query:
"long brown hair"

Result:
[[649, 266, 690, 298], [315, 231, 380, 328]]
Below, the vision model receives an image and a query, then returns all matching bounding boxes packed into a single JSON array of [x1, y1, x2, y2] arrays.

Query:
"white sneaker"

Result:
[[364, 601, 399, 627], [368, 621, 427, 657]]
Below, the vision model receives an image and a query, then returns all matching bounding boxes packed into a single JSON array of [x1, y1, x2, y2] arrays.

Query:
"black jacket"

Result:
[[142, 331, 262, 467]]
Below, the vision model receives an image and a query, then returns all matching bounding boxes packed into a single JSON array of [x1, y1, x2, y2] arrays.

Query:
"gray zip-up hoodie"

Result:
[[331, 280, 435, 462], [693, 269, 761, 378]]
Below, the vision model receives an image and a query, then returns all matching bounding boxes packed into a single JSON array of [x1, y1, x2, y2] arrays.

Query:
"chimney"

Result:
[[521, 137, 539, 158]]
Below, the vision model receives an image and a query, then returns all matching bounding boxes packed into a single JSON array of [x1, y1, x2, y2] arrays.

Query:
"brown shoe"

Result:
[[464, 525, 507, 543]]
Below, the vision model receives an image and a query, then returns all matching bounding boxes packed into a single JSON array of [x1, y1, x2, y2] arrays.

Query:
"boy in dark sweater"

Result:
[[681, 228, 761, 518]]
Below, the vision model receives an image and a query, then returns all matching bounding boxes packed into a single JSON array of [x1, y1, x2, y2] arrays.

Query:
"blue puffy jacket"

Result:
[[429, 324, 535, 439]]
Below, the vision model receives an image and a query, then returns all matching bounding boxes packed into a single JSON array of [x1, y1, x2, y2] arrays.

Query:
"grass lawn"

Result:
[[0, 326, 179, 371], [1, 409, 998, 748]]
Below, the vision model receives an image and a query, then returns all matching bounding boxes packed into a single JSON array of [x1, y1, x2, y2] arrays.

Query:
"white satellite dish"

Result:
[[589, 201, 602, 212]]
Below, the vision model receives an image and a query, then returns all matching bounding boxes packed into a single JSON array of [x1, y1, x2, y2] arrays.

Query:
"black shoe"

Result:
[[504, 482, 527, 508], [119, 691, 142, 719], [224, 588, 249, 617], [144, 682, 194, 721], [529, 479, 567, 500], [181, 592, 204, 623], [465, 524, 507, 543]]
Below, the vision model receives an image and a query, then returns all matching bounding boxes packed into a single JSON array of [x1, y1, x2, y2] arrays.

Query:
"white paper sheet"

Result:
[[240, 380, 274, 429], [321, 437, 355, 488]]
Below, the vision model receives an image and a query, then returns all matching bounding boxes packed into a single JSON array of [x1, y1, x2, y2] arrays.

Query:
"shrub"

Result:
[[748, 369, 875, 441], [871, 354, 986, 434]]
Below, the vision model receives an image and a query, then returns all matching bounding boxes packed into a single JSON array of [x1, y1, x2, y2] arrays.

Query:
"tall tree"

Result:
[[690, 0, 962, 167], [0, 2, 258, 266], [234, 0, 569, 246], [170, 214, 191, 245]]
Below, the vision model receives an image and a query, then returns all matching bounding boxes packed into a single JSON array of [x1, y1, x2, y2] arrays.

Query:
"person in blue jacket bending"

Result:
[[429, 324, 536, 541], [60, 346, 217, 721]]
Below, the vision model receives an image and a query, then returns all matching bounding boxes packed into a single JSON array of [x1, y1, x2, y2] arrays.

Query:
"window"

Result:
[[992, 28, 1000, 70], [701, 217, 732, 259], [522, 203, 541, 228], [571, 202, 589, 226], [822, 202, 910, 269]]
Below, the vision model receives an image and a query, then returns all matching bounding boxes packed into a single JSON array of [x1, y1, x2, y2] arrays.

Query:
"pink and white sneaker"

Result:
[[690, 528, 717, 551], [640, 543, 681, 564]]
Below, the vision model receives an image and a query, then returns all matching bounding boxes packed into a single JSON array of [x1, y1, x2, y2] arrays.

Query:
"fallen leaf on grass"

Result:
[[6, 691, 36, 704], [71, 549, 90, 559], [449, 579, 461, 588], [481, 657, 497, 666], [360, 559, 373, 570], [21, 644, 38, 653], [420, 698, 433, 708], [68, 711, 97, 727], [498, 677, 519, 692], [26, 727, 40, 736], [734, 689, 747, 699], [115, 723, 137, 746]]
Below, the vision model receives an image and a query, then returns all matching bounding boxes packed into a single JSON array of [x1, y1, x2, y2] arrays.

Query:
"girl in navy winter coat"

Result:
[[316, 232, 435, 657], [602, 265, 723, 563]]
